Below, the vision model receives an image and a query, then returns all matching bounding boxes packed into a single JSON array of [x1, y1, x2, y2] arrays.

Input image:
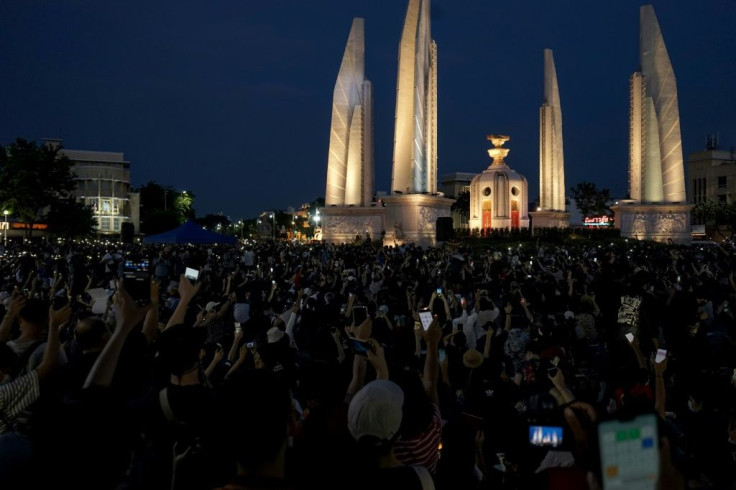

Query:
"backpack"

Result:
[[159, 388, 213, 490]]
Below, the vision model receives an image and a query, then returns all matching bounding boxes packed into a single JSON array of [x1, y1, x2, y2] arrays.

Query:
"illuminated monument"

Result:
[[612, 5, 691, 243], [321, 18, 385, 243], [382, 0, 451, 246], [469, 135, 529, 232], [530, 49, 569, 230]]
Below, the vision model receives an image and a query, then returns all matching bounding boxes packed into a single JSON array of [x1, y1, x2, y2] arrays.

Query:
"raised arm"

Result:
[[165, 274, 201, 329], [84, 286, 152, 389], [422, 316, 442, 405], [36, 303, 72, 379], [141, 280, 160, 343], [0, 288, 25, 342], [653, 354, 667, 420]]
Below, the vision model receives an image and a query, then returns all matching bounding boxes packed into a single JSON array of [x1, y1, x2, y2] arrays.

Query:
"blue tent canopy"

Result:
[[142, 220, 237, 244]]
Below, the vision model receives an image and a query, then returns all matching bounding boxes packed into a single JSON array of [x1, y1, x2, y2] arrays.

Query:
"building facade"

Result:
[[440, 172, 476, 229], [688, 148, 736, 204], [49, 140, 140, 236]]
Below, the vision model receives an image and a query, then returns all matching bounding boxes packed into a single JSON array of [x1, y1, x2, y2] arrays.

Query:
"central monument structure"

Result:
[[612, 5, 691, 243], [530, 49, 570, 230], [320, 18, 386, 243], [382, 0, 452, 246]]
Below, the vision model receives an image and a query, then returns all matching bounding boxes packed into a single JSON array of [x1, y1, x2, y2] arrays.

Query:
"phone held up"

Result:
[[185, 267, 199, 285], [597, 412, 659, 489], [418, 308, 433, 331], [122, 259, 151, 304], [352, 306, 368, 326], [351, 338, 373, 356]]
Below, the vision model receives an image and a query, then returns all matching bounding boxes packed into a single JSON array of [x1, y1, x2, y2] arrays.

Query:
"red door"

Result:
[[511, 201, 519, 228], [482, 200, 492, 231]]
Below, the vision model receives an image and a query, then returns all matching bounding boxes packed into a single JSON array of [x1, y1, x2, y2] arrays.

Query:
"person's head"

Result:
[[348, 379, 404, 454], [74, 315, 109, 352], [222, 369, 292, 472], [18, 298, 48, 340], [155, 323, 206, 377]]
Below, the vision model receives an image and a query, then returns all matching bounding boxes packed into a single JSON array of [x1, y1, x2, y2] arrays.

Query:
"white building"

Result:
[[469, 135, 529, 232], [46, 139, 140, 236]]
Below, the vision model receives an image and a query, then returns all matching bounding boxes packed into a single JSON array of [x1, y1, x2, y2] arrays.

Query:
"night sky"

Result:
[[1, 1, 734, 221]]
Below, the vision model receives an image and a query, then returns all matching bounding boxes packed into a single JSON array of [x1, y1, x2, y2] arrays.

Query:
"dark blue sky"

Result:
[[1, 1, 734, 221]]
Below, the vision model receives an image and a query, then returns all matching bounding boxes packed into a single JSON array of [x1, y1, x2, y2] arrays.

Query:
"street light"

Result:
[[270, 214, 275, 240], [3, 210, 7, 247]]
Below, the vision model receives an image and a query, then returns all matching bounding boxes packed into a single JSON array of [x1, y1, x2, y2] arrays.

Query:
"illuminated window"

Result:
[[100, 218, 111, 230]]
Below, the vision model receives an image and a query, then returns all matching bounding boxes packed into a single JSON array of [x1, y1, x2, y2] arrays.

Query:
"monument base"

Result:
[[319, 205, 387, 244], [611, 201, 693, 244], [381, 194, 454, 247], [529, 210, 570, 231]]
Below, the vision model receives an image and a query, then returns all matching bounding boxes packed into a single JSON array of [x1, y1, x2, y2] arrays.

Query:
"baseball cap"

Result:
[[205, 301, 220, 312], [347, 380, 404, 444], [463, 349, 484, 369], [267, 326, 285, 344]]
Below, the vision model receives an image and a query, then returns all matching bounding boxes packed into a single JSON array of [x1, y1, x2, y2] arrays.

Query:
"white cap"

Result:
[[267, 326, 285, 344], [205, 301, 220, 312], [348, 380, 404, 443]]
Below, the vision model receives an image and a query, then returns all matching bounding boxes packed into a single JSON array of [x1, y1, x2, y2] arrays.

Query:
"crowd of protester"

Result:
[[0, 233, 734, 489]]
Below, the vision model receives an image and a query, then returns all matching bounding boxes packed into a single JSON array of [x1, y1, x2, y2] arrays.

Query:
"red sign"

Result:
[[583, 215, 612, 227], [11, 223, 48, 230]]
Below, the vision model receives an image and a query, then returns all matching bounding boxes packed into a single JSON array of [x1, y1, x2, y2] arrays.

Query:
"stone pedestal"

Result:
[[381, 194, 453, 247], [529, 210, 570, 231], [611, 201, 692, 244], [319, 205, 387, 244]]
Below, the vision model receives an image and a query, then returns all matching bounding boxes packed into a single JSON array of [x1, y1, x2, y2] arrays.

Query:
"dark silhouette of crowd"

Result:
[[0, 235, 734, 489]]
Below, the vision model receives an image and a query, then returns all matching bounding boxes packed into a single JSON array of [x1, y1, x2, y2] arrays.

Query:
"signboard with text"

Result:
[[583, 215, 613, 227]]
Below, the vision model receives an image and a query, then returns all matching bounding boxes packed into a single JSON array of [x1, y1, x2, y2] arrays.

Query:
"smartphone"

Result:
[[625, 332, 634, 343], [122, 259, 151, 303], [598, 413, 659, 489], [52, 294, 69, 311], [436, 287, 442, 296], [246, 341, 255, 349], [352, 306, 368, 325], [234, 322, 242, 334], [529, 425, 564, 448], [655, 349, 667, 363], [185, 267, 199, 284], [418, 308, 433, 331], [352, 338, 372, 356]]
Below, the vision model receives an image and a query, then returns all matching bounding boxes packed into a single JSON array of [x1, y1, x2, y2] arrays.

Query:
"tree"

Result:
[[135, 181, 195, 235], [0, 138, 77, 237], [692, 199, 736, 240], [45, 197, 97, 238], [570, 181, 612, 217], [196, 214, 230, 231], [451, 191, 470, 221]]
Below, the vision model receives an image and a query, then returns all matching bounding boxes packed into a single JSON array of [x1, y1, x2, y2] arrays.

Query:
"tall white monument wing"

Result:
[[325, 18, 373, 206], [391, 0, 438, 195], [637, 5, 685, 203], [539, 49, 565, 212]]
